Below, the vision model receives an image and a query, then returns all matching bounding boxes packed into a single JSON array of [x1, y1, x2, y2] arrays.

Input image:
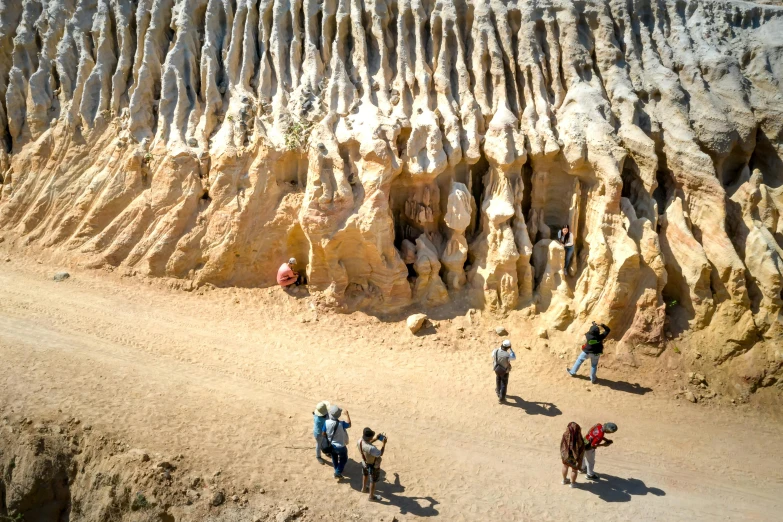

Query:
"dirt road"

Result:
[[1, 261, 781, 520]]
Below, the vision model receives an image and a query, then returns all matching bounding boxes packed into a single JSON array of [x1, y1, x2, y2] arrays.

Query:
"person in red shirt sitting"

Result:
[[581, 422, 617, 480], [277, 257, 302, 287]]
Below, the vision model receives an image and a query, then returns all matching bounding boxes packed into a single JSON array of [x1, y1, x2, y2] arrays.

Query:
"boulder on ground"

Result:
[[407, 314, 428, 334], [53, 272, 70, 282]]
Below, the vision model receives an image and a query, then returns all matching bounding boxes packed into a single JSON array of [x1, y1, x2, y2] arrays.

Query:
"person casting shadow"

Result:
[[375, 472, 440, 517], [504, 396, 562, 417], [580, 474, 666, 503]]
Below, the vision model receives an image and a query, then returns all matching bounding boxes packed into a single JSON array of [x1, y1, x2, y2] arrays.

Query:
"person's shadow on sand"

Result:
[[378, 472, 440, 517], [504, 395, 562, 416], [344, 465, 439, 517], [578, 474, 666, 502], [571, 375, 653, 395]]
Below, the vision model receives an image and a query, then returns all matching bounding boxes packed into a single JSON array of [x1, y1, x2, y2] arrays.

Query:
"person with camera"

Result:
[[567, 321, 610, 384], [358, 427, 387, 501], [324, 405, 352, 479], [492, 339, 517, 403], [581, 422, 618, 480]]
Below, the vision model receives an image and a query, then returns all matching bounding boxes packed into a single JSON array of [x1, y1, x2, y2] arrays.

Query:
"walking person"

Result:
[[492, 339, 516, 403], [560, 422, 586, 488], [558, 225, 575, 273], [324, 405, 352, 479], [312, 401, 330, 464], [358, 427, 387, 501], [567, 321, 610, 383], [581, 422, 617, 480]]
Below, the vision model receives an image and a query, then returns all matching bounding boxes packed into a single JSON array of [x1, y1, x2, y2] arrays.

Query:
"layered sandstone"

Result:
[[0, 0, 782, 386]]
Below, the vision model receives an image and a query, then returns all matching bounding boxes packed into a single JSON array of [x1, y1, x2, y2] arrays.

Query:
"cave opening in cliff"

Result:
[[468, 157, 490, 239], [621, 156, 654, 221], [521, 162, 533, 221], [529, 169, 579, 243], [748, 129, 783, 189], [275, 151, 308, 191], [653, 167, 676, 216]]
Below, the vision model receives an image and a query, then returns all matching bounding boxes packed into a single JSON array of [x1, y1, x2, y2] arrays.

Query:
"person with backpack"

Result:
[[492, 339, 516, 403], [313, 400, 330, 464], [560, 422, 586, 488], [567, 321, 610, 383], [357, 427, 387, 501], [581, 422, 617, 480], [324, 405, 352, 479]]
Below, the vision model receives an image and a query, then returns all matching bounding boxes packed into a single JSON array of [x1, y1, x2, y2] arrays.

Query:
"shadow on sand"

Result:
[[504, 395, 562, 416], [342, 465, 439, 517], [576, 473, 665, 503], [571, 374, 653, 395]]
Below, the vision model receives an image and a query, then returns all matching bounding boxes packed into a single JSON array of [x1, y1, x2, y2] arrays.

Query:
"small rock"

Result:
[[406, 313, 428, 334], [456, 326, 465, 332], [231, 495, 239, 502], [536, 328, 548, 339], [694, 352, 702, 359], [188, 138, 198, 147], [211, 491, 225, 507], [53, 272, 70, 282], [260, 488, 266, 494], [689, 372, 707, 386], [495, 326, 508, 336], [141, 454, 150, 462], [685, 391, 698, 403], [4, 257, 10, 263], [157, 461, 176, 471]]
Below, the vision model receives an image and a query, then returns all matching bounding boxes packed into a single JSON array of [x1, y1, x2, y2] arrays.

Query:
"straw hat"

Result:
[[315, 401, 330, 417]]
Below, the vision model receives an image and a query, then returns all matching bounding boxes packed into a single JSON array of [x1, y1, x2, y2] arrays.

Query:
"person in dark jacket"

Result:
[[567, 322, 610, 383]]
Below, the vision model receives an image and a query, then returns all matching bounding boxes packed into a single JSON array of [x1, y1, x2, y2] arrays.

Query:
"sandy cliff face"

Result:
[[0, 0, 781, 384]]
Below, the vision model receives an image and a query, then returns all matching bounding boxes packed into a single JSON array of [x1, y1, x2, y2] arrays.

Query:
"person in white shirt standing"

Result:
[[558, 225, 575, 274], [357, 427, 387, 501], [492, 339, 516, 403]]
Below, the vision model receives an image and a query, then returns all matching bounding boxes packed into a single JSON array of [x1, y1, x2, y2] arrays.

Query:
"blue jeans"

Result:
[[570, 351, 599, 382], [565, 246, 574, 271], [330, 445, 348, 476]]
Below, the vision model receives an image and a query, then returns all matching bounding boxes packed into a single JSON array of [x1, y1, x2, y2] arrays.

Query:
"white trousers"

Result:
[[582, 448, 596, 475]]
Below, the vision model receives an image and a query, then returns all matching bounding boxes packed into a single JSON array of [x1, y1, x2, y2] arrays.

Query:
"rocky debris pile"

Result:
[[0, 411, 316, 521]]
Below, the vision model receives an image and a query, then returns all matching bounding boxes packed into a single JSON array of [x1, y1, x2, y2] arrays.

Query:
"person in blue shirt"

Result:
[[492, 339, 516, 403], [313, 401, 330, 464]]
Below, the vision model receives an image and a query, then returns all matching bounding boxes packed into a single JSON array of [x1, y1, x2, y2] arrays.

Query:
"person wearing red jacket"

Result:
[[581, 422, 617, 480]]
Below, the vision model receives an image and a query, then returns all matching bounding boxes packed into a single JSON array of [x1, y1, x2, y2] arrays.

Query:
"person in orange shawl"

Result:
[[560, 422, 586, 488]]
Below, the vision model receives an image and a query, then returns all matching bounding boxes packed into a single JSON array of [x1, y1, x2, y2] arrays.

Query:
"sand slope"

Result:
[[0, 260, 781, 521]]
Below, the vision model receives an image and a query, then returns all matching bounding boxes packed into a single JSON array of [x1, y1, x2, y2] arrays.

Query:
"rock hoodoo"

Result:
[[0, 1, 782, 374]]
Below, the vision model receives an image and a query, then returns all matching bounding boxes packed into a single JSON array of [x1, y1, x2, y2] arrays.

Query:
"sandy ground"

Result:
[[1, 256, 782, 521]]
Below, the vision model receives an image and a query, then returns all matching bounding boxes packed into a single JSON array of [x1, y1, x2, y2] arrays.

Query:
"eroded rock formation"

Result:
[[1, 0, 782, 384]]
